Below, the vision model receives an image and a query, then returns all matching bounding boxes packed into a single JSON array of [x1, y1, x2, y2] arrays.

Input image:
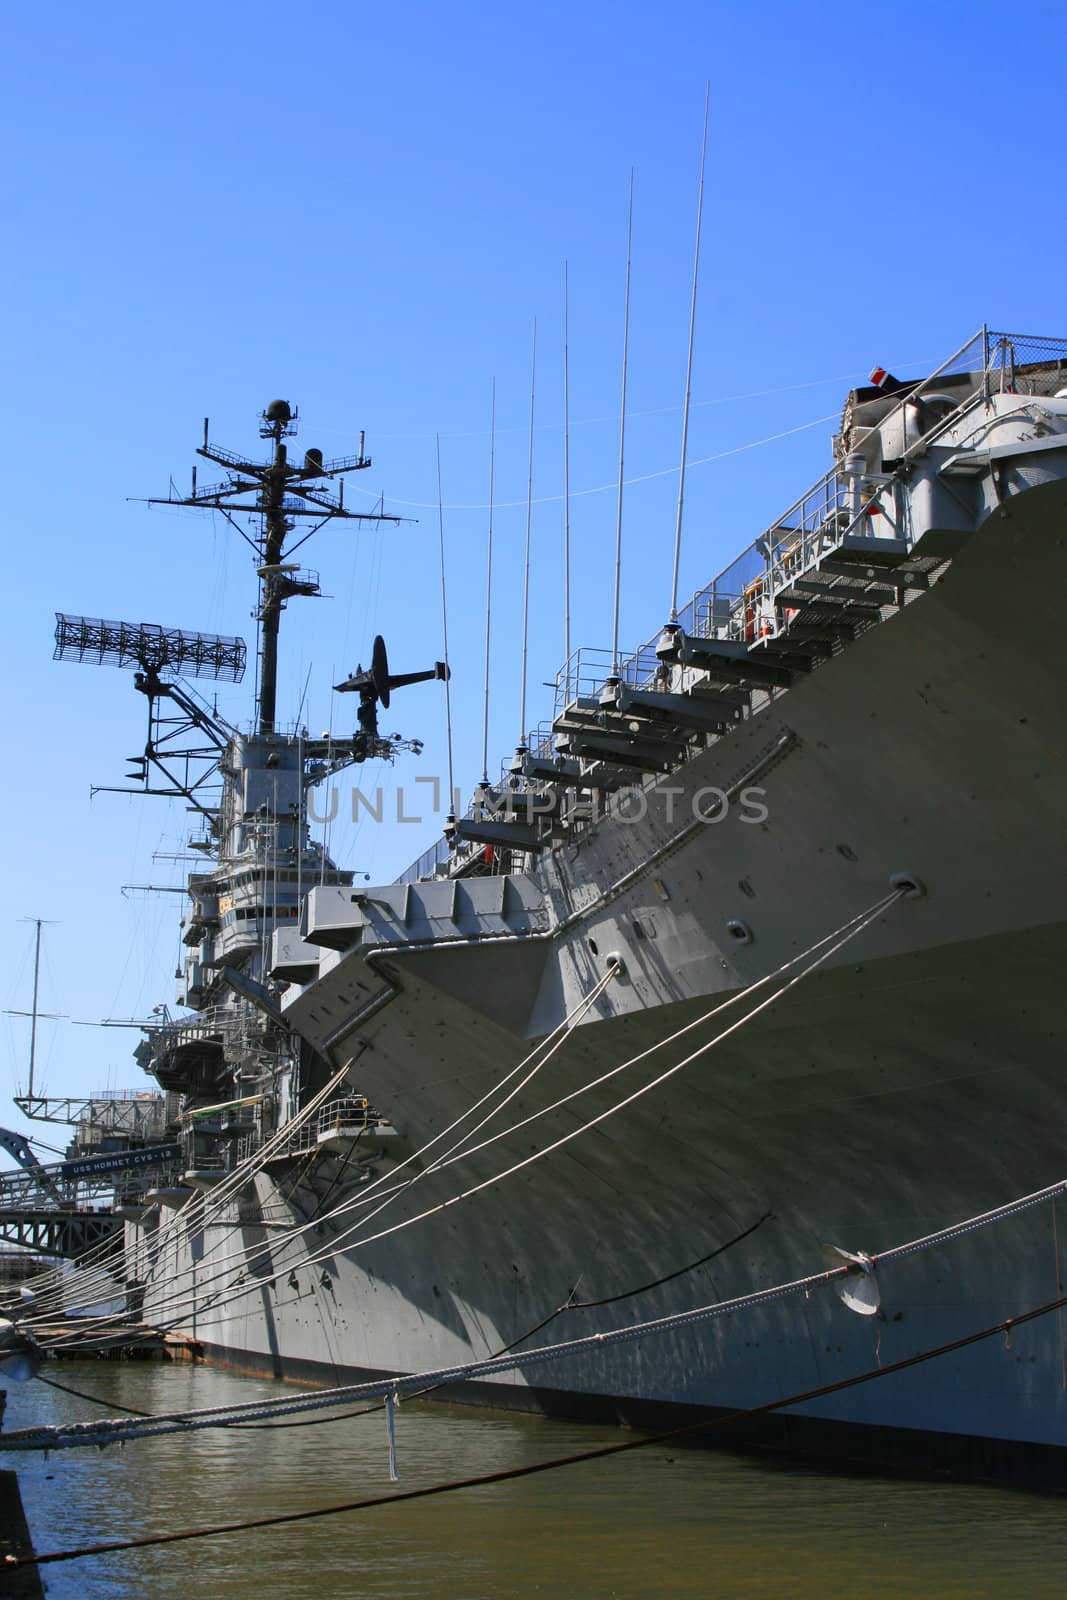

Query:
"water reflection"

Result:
[[4, 1362, 1066, 1599]]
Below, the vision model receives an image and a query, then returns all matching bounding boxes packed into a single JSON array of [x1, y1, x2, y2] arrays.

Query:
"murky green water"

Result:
[[3, 1361, 1067, 1599]]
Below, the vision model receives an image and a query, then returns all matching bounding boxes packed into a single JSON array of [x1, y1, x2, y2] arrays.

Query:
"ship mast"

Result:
[[257, 402, 294, 733], [183, 399, 401, 736], [54, 401, 443, 823]]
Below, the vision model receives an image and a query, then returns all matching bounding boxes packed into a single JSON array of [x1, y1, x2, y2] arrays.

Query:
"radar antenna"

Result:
[[54, 616, 246, 680], [54, 614, 242, 819]]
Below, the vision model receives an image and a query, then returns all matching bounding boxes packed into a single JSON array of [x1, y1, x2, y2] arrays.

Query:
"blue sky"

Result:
[[1, 0, 1064, 1123]]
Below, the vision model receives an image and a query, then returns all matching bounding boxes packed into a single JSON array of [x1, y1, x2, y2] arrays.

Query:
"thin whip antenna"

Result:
[[29, 916, 42, 1100], [10, 918, 62, 1101], [295, 662, 313, 730], [611, 168, 635, 676], [22, 916, 54, 1101], [481, 379, 496, 784], [518, 317, 537, 745], [670, 82, 711, 621], [563, 260, 572, 677], [435, 434, 455, 822]]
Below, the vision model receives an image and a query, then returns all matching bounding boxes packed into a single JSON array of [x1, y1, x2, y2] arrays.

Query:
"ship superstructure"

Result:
[[52, 401, 446, 1185]]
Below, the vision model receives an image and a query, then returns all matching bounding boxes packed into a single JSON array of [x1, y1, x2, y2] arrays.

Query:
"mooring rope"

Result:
[[7, 1291, 1067, 1573], [33, 888, 898, 1349], [30, 1208, 774, 1432], [38, 888, 895, 1347], [8, 1127, 1062, 1453], [32, 968, 621, 1346], [14, 1059, 355, 1329]]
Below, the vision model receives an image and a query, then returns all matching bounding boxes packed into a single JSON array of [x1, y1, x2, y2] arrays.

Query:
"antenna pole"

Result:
[[563, 260, 572, 676], [28, 918, 42, 1099], [611, 169, 635, 677], [518, 318, 537, 745], [670, 82, 711, 622], [435, 434, 455, 822], [481, 379, 496, 783]]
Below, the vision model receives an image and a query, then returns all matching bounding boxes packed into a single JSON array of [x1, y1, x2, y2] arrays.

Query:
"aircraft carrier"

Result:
[[21, 327, 1067, 1484]]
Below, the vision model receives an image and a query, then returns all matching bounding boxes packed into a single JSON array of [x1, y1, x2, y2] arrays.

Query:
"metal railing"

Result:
[[147, 1004, 282, 1058], [317, 1097, 375, 1138], [235, 1130, 264, 1166], [272, 564, 321, 589], [394, 327, 1067, 886], [553, 645, 664, 718], [114, 1177, 173, 1209], [71, 1094, 172, 1147], [182, 1149, 228, 1175], [396, 834, 453, 885], [150, 1005, 231, 1044], [89, 1088, 159, 1102], [629, 327, 1067, 658]]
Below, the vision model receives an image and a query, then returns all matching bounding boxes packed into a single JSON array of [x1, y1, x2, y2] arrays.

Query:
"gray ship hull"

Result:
[[134, 473, 1067, 1482]]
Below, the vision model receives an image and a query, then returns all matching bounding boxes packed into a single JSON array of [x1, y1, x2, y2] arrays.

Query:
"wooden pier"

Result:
[[34, 1323, 202, 1361]]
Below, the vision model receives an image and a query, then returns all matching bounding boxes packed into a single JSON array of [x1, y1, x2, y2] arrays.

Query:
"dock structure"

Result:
[[30, 1323, 202, 1361], [0, 1209, 121, 1260], [0, 1137, 186, 1316]]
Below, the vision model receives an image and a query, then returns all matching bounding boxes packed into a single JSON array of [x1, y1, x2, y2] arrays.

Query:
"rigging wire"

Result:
[[12, 1060, 357, 1325], [30, 1209, 773, 1432], [518, 318, 537, 746], [23, 971, 618, 1334], [24, 939, 661, 1325], [286, 893, 901, 1266], [18, 891, 783, 1331], [670, 81, 710, 622], [493, 1209, 773, 1358], [30, 881, 854, 1331], [27, 874, 906, 1343], [70, 971, 617, 1340], [31, 889, 883, 1336], [31, 893, 896, 1342], [434, 434, 455, 823], [306, 408, 839, 514], [611, 167, 634, 677], [360, 360, 930, 444]]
